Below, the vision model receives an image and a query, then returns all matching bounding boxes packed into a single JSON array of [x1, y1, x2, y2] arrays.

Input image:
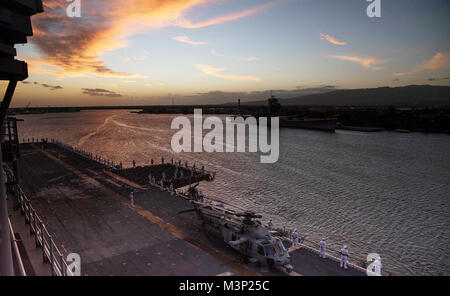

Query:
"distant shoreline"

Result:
[[9, 105, 450, 134]]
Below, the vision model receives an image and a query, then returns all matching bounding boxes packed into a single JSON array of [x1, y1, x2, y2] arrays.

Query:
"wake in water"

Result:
[[76, 115, 117, 147]]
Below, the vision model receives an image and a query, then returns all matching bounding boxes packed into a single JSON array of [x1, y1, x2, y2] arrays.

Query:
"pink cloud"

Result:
[[320, 34, 347, 46], [173, 35, 207, 45], [328, 55, 388, 70]]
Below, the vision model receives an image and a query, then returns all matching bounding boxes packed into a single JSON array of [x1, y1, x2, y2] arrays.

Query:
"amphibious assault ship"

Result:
[[3, 129, 367, 276]]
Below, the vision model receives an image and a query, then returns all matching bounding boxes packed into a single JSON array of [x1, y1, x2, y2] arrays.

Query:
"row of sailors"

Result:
[[142, 158, 206, 175], [148, 167, 203, 184], [146, 175, 175, 195], [46, 140, 207, 175], [268, 219, 382, 274], [41, 140, 207, 174], [23, 137, 48, 143]]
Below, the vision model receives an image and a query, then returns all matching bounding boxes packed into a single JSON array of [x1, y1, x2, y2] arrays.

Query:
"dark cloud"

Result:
[[21, 81, 62, 90], [82, 88, 123, 97], [393, 78, 400, 82], [296, 85, 338, 90], [428, 77, 450, 81], [41, 84, 63, 90]]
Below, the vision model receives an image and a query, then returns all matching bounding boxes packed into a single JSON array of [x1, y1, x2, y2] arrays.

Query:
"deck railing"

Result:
[[6, 166, 74, 276], [8, 218, 26, 276]]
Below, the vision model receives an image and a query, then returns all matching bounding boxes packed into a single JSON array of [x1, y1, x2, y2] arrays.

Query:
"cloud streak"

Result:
[[173, 35, 207, 45], [394, 52, 450, 77], [211, 50, 258, 62], [428, 77, 450, 81], [21, 81, 63, 90], [328, 55, 388, 70], [177, 0, 284, 29], [320, 34, 347, 46], [196, 64, 260, 81], [41, 84, 63, 90], [82, 88, 123, 97]]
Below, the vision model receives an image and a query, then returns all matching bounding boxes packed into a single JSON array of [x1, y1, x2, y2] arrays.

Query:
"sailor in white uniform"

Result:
[[268, 219, 273, 231], [373, 257, 382, 276], [340, 245, 349, 269], [130, 191, 135, 207], [368, 256, 383, 276], [291, 229, 299, 248], [319, 238, 327, 258]]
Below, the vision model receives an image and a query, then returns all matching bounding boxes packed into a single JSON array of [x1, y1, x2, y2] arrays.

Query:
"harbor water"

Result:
[[17, 110, 450, 275]]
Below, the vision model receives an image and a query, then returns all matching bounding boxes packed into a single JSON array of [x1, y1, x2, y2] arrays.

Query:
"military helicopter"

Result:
[[179, 183, 293, 273]]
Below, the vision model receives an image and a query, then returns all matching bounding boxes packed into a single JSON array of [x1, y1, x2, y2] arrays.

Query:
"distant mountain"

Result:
[[244, 85, 450, 107]]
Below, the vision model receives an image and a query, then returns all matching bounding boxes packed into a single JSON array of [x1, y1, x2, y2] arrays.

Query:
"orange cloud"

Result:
[[415, 52, 450, 71], [320, 33, 347, 46], [29, 0, 285, 78], [30, 0, 210, 77], [328, 55, 388, 70], [196, 64, 260, 81], [394, 52, 450, 77], [173, 35, 207, 45]]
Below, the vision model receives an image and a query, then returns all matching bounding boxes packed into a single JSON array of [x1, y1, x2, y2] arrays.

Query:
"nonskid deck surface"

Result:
[[12, 142, 365, 276]]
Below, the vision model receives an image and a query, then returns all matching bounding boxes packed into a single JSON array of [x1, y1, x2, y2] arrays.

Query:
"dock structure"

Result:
[[7, 141, 366, 276], [45, 138, 216, 188], [112, 164, 215, 189]]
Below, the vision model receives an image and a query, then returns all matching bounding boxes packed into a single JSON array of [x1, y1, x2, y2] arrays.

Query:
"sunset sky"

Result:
[[5, 0, 450, 107]]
